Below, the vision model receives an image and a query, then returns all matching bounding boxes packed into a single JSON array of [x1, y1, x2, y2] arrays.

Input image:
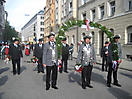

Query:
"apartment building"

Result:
[[55, 0, 77, 46], [54, 0, 132, 58], [77, 0, 132, 58], [44, 0, 55, 43], [21, 10, 44, 43], [0, 0, 6, 42]]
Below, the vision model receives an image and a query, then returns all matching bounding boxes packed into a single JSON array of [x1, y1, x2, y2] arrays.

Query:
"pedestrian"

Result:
[[33, 39, 44, 73], [69, 43, 74, 60], [25, 44, 30, 56], [107, 35, 122, 87], [43, 33, 59, 90], [9, 39, 23, 75], [0, 42, 5, 60], [60, 38, 69, 73], [76, 35, 96, 89], [100, 41, 109, 71]]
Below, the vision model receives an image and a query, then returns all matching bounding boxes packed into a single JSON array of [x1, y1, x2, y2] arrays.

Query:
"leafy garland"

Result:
[[56, 19, 118, 60]]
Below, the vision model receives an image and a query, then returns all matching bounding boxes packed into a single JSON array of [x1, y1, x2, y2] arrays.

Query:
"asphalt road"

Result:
[[0, 53, 132, 99]]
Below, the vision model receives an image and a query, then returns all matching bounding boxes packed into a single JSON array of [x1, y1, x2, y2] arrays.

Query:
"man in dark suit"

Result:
[[60, 38, 69, 73], [9, 39, 23, 75], [43, 33, 58, 90], [107, 35, 122, 87], [33, 39, 44, 73], [101, 41, 109, 71]]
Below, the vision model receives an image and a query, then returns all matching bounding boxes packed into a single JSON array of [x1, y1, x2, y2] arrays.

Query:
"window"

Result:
[[91, 31, 95, 44], [92, 9, 96, 21], [40, 34, 44, 37], [110, 1, 115, 16], [69, 1, 73, 11], [129, 0, 132, 10], [82, 13, 86, 20], [40, 28, 44, 31], [41, 16, 44, 19], [40, 22, 44, 25], [127, 26, 132, 44], [82, 0, 87, 5], [100, 5, 104, 19]]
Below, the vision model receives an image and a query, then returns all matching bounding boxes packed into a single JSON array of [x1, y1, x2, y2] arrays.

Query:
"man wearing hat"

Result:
[[43, 33, 59, 90], [33, 39, 44, 73], [76, 35, 96, 89], [60, 38, 69, 73], [101, 41, 109, 71], [9, 39, 23, 75], [107, 35, 122, 87]]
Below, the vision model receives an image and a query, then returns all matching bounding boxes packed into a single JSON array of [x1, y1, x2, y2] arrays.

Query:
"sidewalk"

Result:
[[96, 56, 132, 71]]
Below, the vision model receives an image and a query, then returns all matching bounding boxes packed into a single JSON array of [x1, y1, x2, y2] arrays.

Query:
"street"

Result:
[[0, 53, 132, 99]]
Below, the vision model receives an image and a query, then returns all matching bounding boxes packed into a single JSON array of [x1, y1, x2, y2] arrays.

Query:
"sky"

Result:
[[5, 0, 46, 32]]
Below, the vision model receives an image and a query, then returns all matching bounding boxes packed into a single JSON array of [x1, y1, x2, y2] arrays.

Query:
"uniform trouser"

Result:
[[107, 62, 119, 84], [102, 57, 108, 71], [61, 56, 68, 72], [46, 65, 58, 88], [12, 59, 20, 74], [1, 52, 5, 60], [37, 57, 44, 72], [81, 65, 93, 86]]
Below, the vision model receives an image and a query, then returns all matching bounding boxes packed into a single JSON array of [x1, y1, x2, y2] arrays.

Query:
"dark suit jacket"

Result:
[[33, 43, 44, 58], [62, 44, 69, 58], [107, 43, 122, 63], [101, 46, 108, 58], [9, 44, 23, 60]]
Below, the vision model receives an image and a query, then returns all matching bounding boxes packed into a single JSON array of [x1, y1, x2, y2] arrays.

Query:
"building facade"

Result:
[[21, 10, 44, 43], [55, 0, 78, 56], [54, 0, 132, 58], [44, 0, 55, 43], [77, 0, 132, 58], [0, 0, 6, 43]]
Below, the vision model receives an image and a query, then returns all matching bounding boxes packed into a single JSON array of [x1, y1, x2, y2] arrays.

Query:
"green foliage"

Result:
[[3, 21, 18, 42], [56, 19, 118, 60]]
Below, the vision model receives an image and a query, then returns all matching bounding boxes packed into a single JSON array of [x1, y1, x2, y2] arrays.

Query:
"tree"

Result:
[[3, 21, 18, 42]]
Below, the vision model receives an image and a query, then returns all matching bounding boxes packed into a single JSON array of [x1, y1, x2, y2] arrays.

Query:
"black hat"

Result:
[[105, 41, 109, 44], [71, 43, 74, 45], [62, 38, 67, 41], [38, 39, 43, 41], [113, 35, 120, 39], [83, 36, 91, 40], [13, 39, 19, 42], [48, 33, 55, 38]]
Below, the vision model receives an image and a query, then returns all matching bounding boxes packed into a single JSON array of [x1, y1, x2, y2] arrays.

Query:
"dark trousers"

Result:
[[81, 65, 93, 86], [102, 57, 108, 71], [107, 62, 119, 84], [46, 65, 58, 88], [37, 57, 44, 72], [60, 56, 68, 72], [12, 59, 20, 74]]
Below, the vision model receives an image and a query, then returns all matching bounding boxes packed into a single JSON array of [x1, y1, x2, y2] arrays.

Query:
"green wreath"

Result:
[[56, 19, 118, 60]]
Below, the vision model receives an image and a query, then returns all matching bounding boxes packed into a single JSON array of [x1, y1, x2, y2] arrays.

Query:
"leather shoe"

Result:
[[107, 83, 111, 87], [52, 86, 58, 89], [64, 71, 68, 73], [113, 83, 121, 87], [13, 73, 16, 75], [41, 71, 44, 73], [86, 85, 93, 88], [46, 87, 50, 90], [82, 86, 86, 89]]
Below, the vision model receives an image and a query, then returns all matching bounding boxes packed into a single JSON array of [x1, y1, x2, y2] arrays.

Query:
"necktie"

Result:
[[52, 42, 55, 48]]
